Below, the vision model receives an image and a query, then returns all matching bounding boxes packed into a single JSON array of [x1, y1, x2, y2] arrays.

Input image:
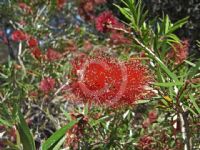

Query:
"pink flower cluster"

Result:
[[39, 77, 55, 94], [142, 110, 158, 128], [95, 11, 132, 45], [78, 0, 107, 20], [167, 39, 189, 65], [138, 135, 153, 150]]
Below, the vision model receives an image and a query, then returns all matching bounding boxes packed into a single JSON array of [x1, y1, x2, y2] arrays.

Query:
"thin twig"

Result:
[[17, 42, 26, 78]]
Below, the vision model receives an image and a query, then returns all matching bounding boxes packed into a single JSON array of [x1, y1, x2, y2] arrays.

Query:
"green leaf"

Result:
[[60, 107, 71, 121], [153, 82, 184, 87], [166, 34, 180, 43], [90, 116, 109, 126], [197, 40, 200, 48], [184, 60, 196, 67], [114, 5, 132, 21], [188, 59, 200, 78], [189, 95, 200, 114], [0, 117, 12, 127], [84, 103, 89, 115], [185, 105, 198, 116], [52, 135, 66, 150], [42, 120, 77, 150], [164, 15, 170, 34], [16, 110, 36, 150], [168, 17, 189, 34]]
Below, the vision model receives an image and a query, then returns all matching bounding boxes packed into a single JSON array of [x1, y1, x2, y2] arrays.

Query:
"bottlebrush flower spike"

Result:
[[31, 47, 42, 59], [167, 39, 189, 65], [11, 30, 28, 42], [18, 3, 32, 13], [95, 11, 119, 32], [27, 37, 38, 48], [46, 48, 62, 61], [39, 77, 55, 93], [138, 135, 153, 150], [70, 55, 152, 108]]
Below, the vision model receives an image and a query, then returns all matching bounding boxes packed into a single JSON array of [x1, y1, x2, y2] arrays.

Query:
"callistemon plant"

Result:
[[0, 0, 199, 150]]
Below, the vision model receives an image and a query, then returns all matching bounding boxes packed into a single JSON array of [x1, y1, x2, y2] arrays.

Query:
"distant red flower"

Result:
[[142, 118, 151, 128], [148, 110, 157, 123], [57, 0, 67, 9], [39, 77, 55, 93], [167, 39, 189, 65], [83, 1, 94, 12], [31, 47, 42, 59], [94, 0, 107, 4], [138, 135, 153, 150], [95, 11, 119, 32], [110, 32, 132, 45], [70, 55, 151, 107], [46, 48, 62, 61], [78, 0, 95, 21], [27, 37, 38, 48], [11, 30, 28, 42], [19, 3, 32, 13], [83, 40, 93, 52]]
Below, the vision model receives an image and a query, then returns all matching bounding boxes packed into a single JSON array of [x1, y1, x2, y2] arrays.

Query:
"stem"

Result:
[[176, 83, 191, 150], [18, 42, 26, 78], [179, 112, 191, 150]]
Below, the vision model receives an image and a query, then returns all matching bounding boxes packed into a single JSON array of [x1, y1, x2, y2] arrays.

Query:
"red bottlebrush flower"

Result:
[[70, 55, 151, 107], [95, 11, 119, 32], [39, 77, 55, 93], [167, 39, 189, 65], [57, 0, 66, 9], [18, 3, 32, 13], [138, 135, 153, 150], [27, 37, 38, 48], [46, 48, 62, 61], [148, 110, 157, 123], [11, 30, 28, 42], [31, 47, 42, 59]]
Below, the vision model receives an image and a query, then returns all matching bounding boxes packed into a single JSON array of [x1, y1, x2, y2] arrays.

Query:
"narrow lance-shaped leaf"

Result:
[[16, 110, 36, 150], [42, 120, 77, 150]]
